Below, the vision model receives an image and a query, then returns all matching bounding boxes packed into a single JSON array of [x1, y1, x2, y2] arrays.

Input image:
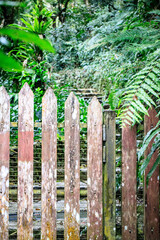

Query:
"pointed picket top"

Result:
[[65, 92, 80, 125], [42, 87, 57, 130], [89, 96, 101, 107], [0, 86, 10, 132], [65, 91, 79, 106], [66, 91, 77, 102], [18, 82, 34, 132], [0, 85, 9, 98], [65, 92, 78, 103], [88, 96, 102, 126], [43, 87, 56, 99], [88, 96, 102, 122], [19, 82, 33, 96]]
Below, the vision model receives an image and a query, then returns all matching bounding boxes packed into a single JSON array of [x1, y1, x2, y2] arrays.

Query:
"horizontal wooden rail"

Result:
[[10, 122, 144, 130], [10, 122, 87, 128], [9, 189, 87, 197]]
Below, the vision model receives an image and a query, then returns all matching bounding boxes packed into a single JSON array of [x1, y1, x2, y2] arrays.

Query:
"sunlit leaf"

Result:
[[0, 28, 55, 53], [0, 50, 23, 72]]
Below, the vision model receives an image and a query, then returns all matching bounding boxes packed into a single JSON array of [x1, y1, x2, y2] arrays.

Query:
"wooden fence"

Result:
[[0, 82, 159, 240]]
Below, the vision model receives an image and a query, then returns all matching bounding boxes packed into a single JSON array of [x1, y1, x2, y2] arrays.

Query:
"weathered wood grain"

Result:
[[10, 122, 88, 128], [103, 110, 116, 239], [64, 92, 80, 240], [0, 86, 10, 240], [17, 83, 34, 240], [122, 123, 137, 240], [41, 88, 57, 240], [144, 107, 159, 240], [87, 97, 103, 240]]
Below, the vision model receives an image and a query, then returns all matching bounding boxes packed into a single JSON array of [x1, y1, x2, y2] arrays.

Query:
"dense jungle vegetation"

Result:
[[0, 0, 160, 180]]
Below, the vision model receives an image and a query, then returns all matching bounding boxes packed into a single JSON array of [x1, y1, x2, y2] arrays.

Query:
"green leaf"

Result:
[[148, 72, 157, 80], [34, 18, 39, 32], [122, 93, 136, 100], [137, 89, 154, 106], [0, 50, 23, 72], [138, 128, 160, 159], [43, 20, 52, 32], [140, 155, 151, 176], [20, 18, 34, 31], [122, 118, 132, 126], [146, 155, 160, 186], [134, 100, 148, 115], [152, 67, 160, 75], [0, 28, 55, 53], [143, 123, 159, 143], [141, 83, 159, 98], [145, 78, 159, 91], [129, 106, 142, 120], [131, 101, 144, 114], [127, 107, 140, 123]]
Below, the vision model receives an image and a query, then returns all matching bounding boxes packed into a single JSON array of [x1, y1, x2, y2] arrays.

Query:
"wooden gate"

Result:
[[0, 83, 159, 240]]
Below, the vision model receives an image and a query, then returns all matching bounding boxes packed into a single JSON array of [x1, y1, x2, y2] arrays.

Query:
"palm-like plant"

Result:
[[11, 2, 54, 36]]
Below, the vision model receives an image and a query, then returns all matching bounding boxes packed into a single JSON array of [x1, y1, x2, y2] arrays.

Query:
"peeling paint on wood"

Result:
[[17, 83, 33, 240], [144, 108, 159, 240], [0, 86, 10, 240], [41, 88, 57, 240], [103, 110, 116, 239], [64, 92, 80, 240], [87, 97, 103, 240], [122, 123, 137, 240]]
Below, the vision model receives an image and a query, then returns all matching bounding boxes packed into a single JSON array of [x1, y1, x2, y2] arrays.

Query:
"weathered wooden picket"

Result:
[[0, 83, 159, 240]]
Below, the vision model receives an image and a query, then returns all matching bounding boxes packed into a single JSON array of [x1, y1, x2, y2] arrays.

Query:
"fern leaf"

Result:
[[146, 155, 160, 186], [144, 78, 159, 91], [142, 83, 159, 98], [131, 101, 145, 114], [137, 89, 155, 106], [127, 108, 141, 123], [120, 58, 160, 124], [138, 128, 160, 159]]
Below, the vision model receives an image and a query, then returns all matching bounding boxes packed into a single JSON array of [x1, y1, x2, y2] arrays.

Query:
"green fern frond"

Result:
[[138, 125, 160, 185], [138, 122, 160, 159], [119, 58, 160, 124]]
